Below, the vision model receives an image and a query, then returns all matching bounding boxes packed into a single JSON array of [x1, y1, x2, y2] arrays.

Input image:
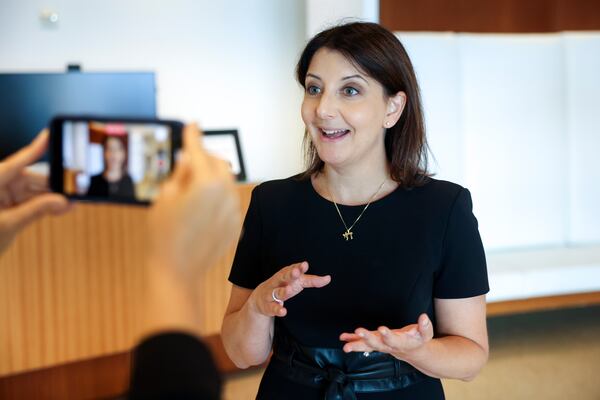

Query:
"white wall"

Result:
[[306, 0, 379, 38], [460, 35, 568, 250], [399, 32, 600, 250], [0, 0, 307, 182], [564, 33, 600, 245], [397, 33, 463, 184]]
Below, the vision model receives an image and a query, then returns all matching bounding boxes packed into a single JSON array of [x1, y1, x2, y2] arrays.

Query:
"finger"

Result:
[[22, 171, 50, 192], [0, 130, 49, 186], [262, 293, 287, 317], [210, 155, 236, 183], [267, 300, 287, 317], [342, 340, 375, 353], [417, 313, 434, 341], [8, 172, 51, 204], [274, 262, 308, 286], [299, 274, 331, 289], [183, 123, 202, 152], [272, 285, 289, 303], [183, 123, 210, 172], [171, 151, 192, 188], [339, 332, 362, 342], [2, 193, 69, 233], [356, 329, 392, 353], [379, 327, 422, 351]]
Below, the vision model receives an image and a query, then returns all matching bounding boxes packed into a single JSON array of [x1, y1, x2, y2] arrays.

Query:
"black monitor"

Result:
[[0, 71, 156, 159]]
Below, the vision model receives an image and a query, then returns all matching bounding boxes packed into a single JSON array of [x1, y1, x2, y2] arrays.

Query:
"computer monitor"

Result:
[[0, 72, 156, 159]]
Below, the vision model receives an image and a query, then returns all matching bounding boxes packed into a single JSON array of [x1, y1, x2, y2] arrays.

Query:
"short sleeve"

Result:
[[228, 186, 265, 289], [434, 188, 489, 299]]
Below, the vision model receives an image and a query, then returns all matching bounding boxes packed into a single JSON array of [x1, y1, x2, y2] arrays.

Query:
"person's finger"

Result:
[[171, 151, 193, 189], [417, 313, 434, 341], [276, 305, 287, 317], [22, 171, 50, 192], [2, 193, 69, 232], [262, 293, 287, 317], [339, 332, 362, 342], [356, 329, 392, 353], [7, 172, 51, 205], [210, 156, 236, 183], [0, 130, 49, 187], [379, 326, 422, 351], [183, 123, 210, 172], [272, 286, 288, 303], [273, 262, 307, 286], [299, 274, 331, 288], [183, 123, 202, 152], [343, 341, 373, 353]]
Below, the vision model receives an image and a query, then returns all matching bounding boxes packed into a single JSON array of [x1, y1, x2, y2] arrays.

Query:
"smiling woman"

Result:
[[221, 22, 489, 400]]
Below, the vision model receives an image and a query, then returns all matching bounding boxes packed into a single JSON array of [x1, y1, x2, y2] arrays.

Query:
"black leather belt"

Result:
[[272, 332, 426, 400]]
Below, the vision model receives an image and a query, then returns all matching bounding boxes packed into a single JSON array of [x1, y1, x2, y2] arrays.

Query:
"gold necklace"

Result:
[[329, 180, 386, 241]]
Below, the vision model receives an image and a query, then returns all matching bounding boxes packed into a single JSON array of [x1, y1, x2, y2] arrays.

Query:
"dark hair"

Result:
[[102, 134, 129, 173], [296, 22, 430, 188]]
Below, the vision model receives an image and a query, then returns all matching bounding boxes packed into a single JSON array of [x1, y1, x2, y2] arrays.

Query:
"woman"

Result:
[[87, 134, 135, 198], [222, 22, 489, 399]]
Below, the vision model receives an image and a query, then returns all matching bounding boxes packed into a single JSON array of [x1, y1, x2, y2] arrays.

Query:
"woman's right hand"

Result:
[[249, 261, 331, 318]]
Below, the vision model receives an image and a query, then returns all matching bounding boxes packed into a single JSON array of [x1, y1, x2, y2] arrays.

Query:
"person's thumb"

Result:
[[417, 313, 434, 341], [3, 194, 70, 233]]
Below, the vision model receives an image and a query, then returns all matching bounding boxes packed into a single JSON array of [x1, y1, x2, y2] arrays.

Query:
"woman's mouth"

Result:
[[320, 128, 350, 139]]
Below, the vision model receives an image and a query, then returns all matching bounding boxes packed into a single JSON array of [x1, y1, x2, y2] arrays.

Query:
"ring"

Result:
[[363, 352, 371, 357], [271, 289, 284, 305]]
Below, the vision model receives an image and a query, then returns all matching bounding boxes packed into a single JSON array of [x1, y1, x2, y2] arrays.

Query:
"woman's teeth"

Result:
[[321, 129, 350, 138]]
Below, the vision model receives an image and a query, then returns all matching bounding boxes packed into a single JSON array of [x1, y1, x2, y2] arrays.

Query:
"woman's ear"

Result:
[[383, 91, 406, 129]]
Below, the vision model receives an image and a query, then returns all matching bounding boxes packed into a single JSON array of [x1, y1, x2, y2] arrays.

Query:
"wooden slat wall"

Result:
[[380, 0, 600, 32], [0, 184, 254, 377]]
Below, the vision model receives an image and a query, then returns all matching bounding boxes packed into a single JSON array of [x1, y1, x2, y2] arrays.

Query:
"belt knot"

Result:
[[324, 366, 355, 400]]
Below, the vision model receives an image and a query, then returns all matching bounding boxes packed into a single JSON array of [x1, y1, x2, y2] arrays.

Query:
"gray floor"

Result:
[[224, 306, 600, 399]]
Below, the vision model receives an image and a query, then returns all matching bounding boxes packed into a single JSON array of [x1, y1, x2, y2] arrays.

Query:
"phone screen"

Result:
[[52, 117, 181, 204]]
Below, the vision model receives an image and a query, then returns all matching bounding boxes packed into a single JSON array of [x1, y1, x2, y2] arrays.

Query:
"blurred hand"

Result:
[[249, 261, 331, 318], [147, 124, 241, 282], [339, 313, 434, 359], [0, 130, 70, 255]]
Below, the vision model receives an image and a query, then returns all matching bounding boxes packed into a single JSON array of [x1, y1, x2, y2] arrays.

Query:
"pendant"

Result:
[[342, 230, 354, 241]]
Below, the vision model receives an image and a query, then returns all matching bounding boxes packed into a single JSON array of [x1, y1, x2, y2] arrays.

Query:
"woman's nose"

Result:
[[316, 92, 337, 120]]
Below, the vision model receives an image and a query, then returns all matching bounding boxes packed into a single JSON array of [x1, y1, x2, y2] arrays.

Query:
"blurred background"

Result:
[[0, 0, 599, 399]]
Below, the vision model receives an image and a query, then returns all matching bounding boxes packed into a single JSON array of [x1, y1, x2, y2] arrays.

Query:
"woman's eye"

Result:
[[343, 87, 359, 96], [306, 86, 321, 95]]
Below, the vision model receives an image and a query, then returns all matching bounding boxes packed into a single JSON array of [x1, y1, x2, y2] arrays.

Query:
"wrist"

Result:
[[245, 288, 272, 320]]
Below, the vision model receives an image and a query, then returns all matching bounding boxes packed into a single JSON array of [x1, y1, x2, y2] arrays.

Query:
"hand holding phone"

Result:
[[49, 116, 183, 205], [0, 130, 70, 253]]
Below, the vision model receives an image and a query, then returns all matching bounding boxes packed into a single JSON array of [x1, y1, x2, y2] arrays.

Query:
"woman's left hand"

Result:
[[339, 313, 434, 359]]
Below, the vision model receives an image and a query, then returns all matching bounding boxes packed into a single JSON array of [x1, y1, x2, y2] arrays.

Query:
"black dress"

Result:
[[228, 176, 489, 399], [87, 173, 135, 199]]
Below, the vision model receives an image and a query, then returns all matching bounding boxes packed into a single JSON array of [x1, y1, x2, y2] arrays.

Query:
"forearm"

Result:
[[402, 335, 488, 381], [221, 295, 274, 369]]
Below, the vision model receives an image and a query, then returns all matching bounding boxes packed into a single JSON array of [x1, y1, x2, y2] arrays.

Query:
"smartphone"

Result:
[[49, 115, 183, 205]]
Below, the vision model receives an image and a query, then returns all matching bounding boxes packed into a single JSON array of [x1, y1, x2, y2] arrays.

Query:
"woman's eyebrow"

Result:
[[306, 73, 369, 85], [342, 74, 369, 85]]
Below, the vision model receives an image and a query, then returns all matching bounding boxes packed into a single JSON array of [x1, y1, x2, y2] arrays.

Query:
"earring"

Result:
[[385, 121, 391, 127]]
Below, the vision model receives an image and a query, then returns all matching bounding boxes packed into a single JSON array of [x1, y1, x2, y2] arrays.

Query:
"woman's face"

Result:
[[301, 48, 396, 170], [104, 137, 126, 172]]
